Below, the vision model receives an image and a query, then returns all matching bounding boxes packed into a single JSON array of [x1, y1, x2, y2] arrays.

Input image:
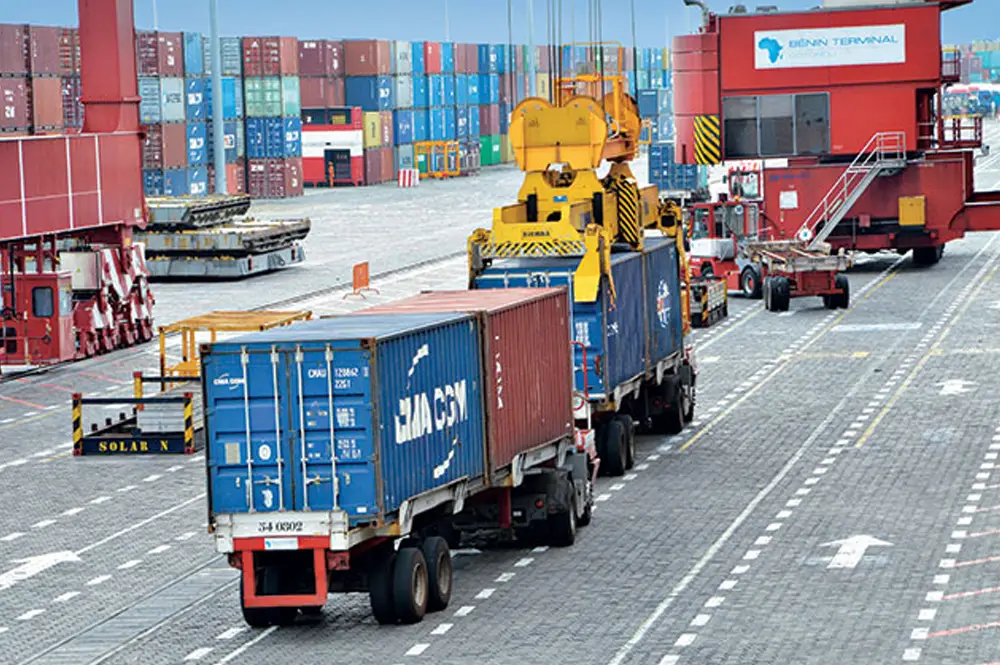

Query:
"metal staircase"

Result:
[[797, 132, 907, 250]]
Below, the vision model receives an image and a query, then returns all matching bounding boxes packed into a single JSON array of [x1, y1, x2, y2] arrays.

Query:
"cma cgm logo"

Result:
[[394, 344, 470, 445]]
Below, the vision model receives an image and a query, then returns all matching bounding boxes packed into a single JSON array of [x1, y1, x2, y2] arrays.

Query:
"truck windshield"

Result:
[[692, 209, 710, 240]]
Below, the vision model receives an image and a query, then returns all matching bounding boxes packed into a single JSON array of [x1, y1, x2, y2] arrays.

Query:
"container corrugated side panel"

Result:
[[643, 237, 683, 367], [605, 249, 647, 391]]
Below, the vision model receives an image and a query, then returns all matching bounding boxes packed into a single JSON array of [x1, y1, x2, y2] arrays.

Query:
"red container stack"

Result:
[[247, 159, 268, 198], [0, 24, 30, 77], [136, 31, 182, 76], [29, 77, 63, 130], [354, 288, 574, 477], [380, 145, 394, 182], [298, 39, 345, 110], [58, 28, 79, 76], [344, 39, 390, 76], [246, 158, 303, 198], [246, 37, 299, 76], [143, 122, 187, 169], [208, 160, 247, 195], [424, 41, 441, 74], [364, 147, 381, 184], [28, 26, 60, 76], [0, 78, 29, 132]]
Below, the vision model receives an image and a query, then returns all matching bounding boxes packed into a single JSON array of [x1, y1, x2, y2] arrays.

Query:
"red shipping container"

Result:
[[299, 77, 327, 108], [379, 110, 393, 147], [136, 31, 159, 75], [536, 46, 550, 73], [479, 104, 500, 136], [354, 288, 574, 477], [0, 78, 29, 130], [344, 39, 390, 76], [58, 28, 79, 76], [284, 156, 303, 197], [364, 147, 381, 184], [208, 160, 247, 195], [514, 47, 524, 73], [279, 37, 298, 76], [298, 41, 326, 76], [142, 124, 164, 169], [157, 32, 183, 77], [161, 122, 187, 168], [326, 41, 344, 77], [380, 145, 394, 181], [424, 41, 442, 74], [28, 26, 60, 77], [247, 158, 268, 198], [266, 158, 286, 198], [326, 77, 345, 107], [454, 43, 468, 74], [29, 77, 63, 129], [0, 24, 30, 77], [61, 76, 82, 127]]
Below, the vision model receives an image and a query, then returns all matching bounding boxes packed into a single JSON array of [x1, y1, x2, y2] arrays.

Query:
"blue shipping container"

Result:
[[345, 76, 394, 112], [467, 74, 481, 106], [207, 121, 240, 163], [495, 44, 507, 74], [473, 240, 682, 398], [469, 106, 480, 137], [202, 313, 487, 521], [184, 32, 204, 76], [649, 143, 701, 190], [186, 122, 207, 166], [440, 42, 455, 73], [142, 169, 163, 196], [163, 169, 188, 197], [413, 76, 429, 108], [188, 166, 208, 196], [411, 41, 425, 75], [264, 117, 285, 158], [185, 77, 206, 121], [637, 89, 658, 119], [139, 77, 161, 124], [204, 77, 244, 120], [480, 74, 499, 105], [499, 102, 510, 134], [456, 107, 469, 138], [284, 117, 302, 157], [428, 108, 446, 141], [393, 110, 415, 145], [477, 44, 497, 74], [443, 107, 456, 140], [455, 75, 469, 106], [412, 110, 429, 142], [444, 75, 456, 106], [428, 75, 446, 107]]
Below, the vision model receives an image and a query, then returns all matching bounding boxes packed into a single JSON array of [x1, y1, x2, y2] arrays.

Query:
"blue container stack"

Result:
[[648, 142, 707, 193]]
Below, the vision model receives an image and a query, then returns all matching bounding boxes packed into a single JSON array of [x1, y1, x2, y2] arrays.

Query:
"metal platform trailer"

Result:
[[136, 196, 311, 279], [690, 276, 728, 328], [467, 44, 698, 477], [71, 310, 311, 457], [202, 290, 593, 627]]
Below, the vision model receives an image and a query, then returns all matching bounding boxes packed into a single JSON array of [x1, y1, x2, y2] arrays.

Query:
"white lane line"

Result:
[[454, 605, 475, 617], [90, 496, 112, 504], [636, 463, 650, 471], [143, 474, 162, 482], [743, 550, 761, 560], [691, 614, 711, 627], [532, 546, 549, 553], [214, 626, 279, 664], [903, 647, 922, 661], [52, 591, 80, 603], [32, 519, 56, 529], [674, 633, 697, 647], [176, 531, 198, 541], [777, 510, 792, 519], [610, 483, 625, 491], [216, 627, 245, 641], [1, 532, 25, 542], [766, 523, 782, 532], [705, 596, 725, 608], [719, 580, 738, 590], [431, 623, 453, 635], [86, 575, 112, 586], [731, 565, 750, 575], [117, 485, 137, 493], [167, 465, 184, 472], [911, 628, 929, 640], [918, 609, 937, 621], [117, 560, 142, 570], [754, 536, 772, 546], [16, 609, 45, 621], [184, 647, 214, 661], [61, 507, 85, 516], [595, 494, 612, 502], [148, 545, 172, 555], [405, 644, 430, 656], [945, 544, 962, 554], [658, 656, 680, 665], [514, 557, 534, 567], [495, 572, 516, 583], [926, 591, 944, 602], [475, 588, 495, 599], [934, 575, 950, 585]]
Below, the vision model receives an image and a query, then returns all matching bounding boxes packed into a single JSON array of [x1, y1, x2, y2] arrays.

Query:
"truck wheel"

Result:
[[421, 537, 453, 613], [834, 274, 850, 309], [741, 267, 763, 300], [616, 414, 636, 470], [913, 245, 944, 267], [392, 547, 429, 624], [240, 574, 298, 628], [368, 550, 397, 625], [762, 276, 773, 311], [602, 418, 628, 477], [548, 488, 577, 548], [773, 276, 791, 312], [681, 374, 695, 424]]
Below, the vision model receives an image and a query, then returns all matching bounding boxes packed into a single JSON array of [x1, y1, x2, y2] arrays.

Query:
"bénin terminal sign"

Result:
[[755, 24, 906, 70]]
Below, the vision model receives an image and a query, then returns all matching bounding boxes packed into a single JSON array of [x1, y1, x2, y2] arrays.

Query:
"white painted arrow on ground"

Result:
[[937, 379, 977, 396], [0, 551, 81, 592], [820, 535, 892, 569]]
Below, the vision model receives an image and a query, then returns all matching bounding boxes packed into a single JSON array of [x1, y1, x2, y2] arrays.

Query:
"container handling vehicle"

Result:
[[674, 0, 1000, 313], [199, 43, 698, 629]]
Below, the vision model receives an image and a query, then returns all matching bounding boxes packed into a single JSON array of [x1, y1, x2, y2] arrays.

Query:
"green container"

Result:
[[262, 77, 282, 117], [281, 77, 300, 118], [244, 77, 266, 117], [480, 135, 501, 166]]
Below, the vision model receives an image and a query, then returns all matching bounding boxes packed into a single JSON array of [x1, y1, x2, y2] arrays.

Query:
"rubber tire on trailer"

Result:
[[664, 387, 686, 435], [762, 276, 773, 311], [602, 417, 628, 477], [392, 547, 429, 625], [772, 276, 790, 312], [681, 374, 696, 425], [420, 537, 453, 613], [240, 575, 298, 628], [578, 490, 593, 528], [834, 274, 850, 309], [368, 550, 398, 625], [617, 413, 636, 470], [548, 488, 578, 548], [741, 267, 763, 300], [913, 245, 944, 267]]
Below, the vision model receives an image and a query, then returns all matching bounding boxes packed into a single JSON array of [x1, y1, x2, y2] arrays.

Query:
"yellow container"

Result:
[[363, 111, 382, 149], [662, 47, 672, 70], [500, 134, 514, 163], [535, 74, 551, 101]]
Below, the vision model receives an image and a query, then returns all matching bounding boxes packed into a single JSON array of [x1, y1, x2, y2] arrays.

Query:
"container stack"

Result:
[[476, 44, 502, 168], [59, 27, 83, 130], [0, 24, 63, 137], [242, 37, 303, 199], [198, 35, 247, 195], [342, 39, 392, 185]]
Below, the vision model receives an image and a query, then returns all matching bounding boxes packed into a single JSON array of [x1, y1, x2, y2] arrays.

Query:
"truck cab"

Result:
[[688, 200, 765, 299]]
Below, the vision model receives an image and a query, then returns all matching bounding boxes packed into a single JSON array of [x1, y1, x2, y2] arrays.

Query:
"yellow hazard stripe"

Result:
[[693, 115, 721, 165], [184, 397, 195, 453], [72, 397, 83, 455]]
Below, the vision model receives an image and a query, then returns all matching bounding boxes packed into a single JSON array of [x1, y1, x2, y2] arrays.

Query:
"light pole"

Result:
[[527, 0, 537, 96], [209, 0, 226, 194]]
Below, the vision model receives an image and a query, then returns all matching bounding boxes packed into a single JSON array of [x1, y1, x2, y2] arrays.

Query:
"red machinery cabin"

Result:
[[689, 199, 766, 297], [1, 272, 75, 365], [672, 0, 997, 266]]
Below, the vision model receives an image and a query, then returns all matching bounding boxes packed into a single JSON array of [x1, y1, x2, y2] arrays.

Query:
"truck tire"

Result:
[[773, 276, 790, 312], [368, 551, 397, 625], [913, 245, 944, 267], [616, 413, 636, 470], [240, 575, 298, 628], [602, 418, 628, 477], [762, 276, 773, 311], [741, 267, 763, 300], [548, 487, 577, 547], [681, 372, 696, 425], [421, 537, 453, 613], [834, 274, 850, 309], [392, 547, 429, 624]]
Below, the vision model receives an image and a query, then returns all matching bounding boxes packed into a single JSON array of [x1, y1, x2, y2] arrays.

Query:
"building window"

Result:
[[723, 92, 830, 158], [723, 97, 758, 159], [32, 287, 54, 318]]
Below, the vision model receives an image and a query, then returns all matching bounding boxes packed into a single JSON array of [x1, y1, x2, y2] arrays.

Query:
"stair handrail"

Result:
[[796, 131, 906, 250]]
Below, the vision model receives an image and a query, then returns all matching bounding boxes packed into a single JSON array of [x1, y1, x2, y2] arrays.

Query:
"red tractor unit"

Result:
[[0, 0, 152, 368], [674, 0, 999, 311]]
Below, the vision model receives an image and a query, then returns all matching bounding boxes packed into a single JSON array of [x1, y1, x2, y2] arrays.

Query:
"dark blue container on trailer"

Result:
[[412, 110, 429, 142], [393, 109, 415, 145], [345, 76, 394, 112], [207, 121, 239, 163], [411, 41, 425, 75], [413, 76, 429, 108], [142, 169, 164, 196], [202, 313, 487, 523], [637, 89, 658, 119], [186, 122, 207, 166], [472, 237, 683, 399], [185, 78, 206, 121]]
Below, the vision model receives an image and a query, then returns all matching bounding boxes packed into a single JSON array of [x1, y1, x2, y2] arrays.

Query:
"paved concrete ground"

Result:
[[3, 132, 1000, 665]]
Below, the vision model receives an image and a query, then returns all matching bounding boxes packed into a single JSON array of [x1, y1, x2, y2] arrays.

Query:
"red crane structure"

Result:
[[0, 0, 153, 368], [673, 0, 997, 281]]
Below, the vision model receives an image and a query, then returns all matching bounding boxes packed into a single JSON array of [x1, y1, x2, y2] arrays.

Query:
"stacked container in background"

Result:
[[0, 24, 64, 136]]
